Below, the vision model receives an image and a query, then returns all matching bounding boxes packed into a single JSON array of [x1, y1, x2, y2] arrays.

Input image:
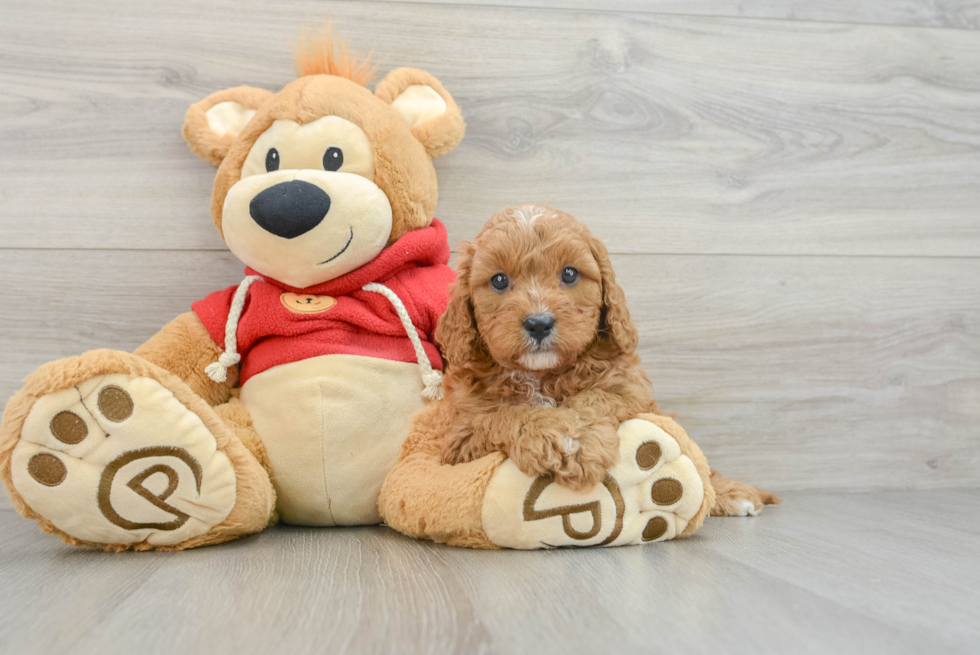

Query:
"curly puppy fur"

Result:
[[438, 205, 780, 513]]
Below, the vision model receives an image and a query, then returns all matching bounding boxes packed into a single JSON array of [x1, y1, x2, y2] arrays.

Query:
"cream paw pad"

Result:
[[10, 374, 237, 546], [481, 418, 706, 549]]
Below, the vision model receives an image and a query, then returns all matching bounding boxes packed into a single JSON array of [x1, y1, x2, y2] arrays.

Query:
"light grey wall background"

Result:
[[1, 0, 978, 493]]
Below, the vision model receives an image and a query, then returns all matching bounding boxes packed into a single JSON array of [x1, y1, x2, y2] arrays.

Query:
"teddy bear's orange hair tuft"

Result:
[[292, 25, 377, 86]]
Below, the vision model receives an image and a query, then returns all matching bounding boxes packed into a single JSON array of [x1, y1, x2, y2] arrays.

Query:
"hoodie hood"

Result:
[[246, 219, 450, 296]]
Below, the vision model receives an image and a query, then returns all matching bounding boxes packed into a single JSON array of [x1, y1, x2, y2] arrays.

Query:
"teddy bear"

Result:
[[0, 31, 465, 551]]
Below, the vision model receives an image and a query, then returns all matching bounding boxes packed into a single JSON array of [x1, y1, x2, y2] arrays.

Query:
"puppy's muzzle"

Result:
[[249, 180, 331, 239], [523, 312, 556, 344]]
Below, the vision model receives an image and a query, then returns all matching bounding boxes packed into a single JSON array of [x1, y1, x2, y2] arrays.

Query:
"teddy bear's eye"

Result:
[[490, 273, 509, 292], [323, 147, 343, 172], [265, 148, 280, 172]]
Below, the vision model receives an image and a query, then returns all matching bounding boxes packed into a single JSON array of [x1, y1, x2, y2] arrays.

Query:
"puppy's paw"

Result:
[[507, 411, 583, 483], [709, 470, 781, 517], [551, 456, 603, 491], [552, 425, 619, 491]]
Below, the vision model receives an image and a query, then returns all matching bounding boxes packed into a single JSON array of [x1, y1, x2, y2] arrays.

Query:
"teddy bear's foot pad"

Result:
[[481, 418, 705, 549], [11, 374, 236, 546]]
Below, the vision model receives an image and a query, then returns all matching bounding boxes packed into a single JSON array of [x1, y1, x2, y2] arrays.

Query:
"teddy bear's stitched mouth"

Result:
[[318, 227, 354, 265]]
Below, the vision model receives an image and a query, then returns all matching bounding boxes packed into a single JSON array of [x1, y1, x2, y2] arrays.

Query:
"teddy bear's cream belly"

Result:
[[240, 354, 425, 526]]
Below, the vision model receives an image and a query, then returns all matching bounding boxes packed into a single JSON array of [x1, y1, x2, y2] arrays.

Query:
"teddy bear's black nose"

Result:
[[249, 180, 331, 239]]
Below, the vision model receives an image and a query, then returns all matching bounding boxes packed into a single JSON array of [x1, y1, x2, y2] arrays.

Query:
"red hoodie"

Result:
[[193, 219, 454, 385]]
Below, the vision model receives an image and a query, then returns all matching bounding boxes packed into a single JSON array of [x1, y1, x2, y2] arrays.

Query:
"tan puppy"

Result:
[[438, 205, 778, 514]]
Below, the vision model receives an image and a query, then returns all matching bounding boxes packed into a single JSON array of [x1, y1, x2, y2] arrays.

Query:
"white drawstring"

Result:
[[205, 275, 263, 383], [362, 282, 444, 400], [204, 276, 443, 400]]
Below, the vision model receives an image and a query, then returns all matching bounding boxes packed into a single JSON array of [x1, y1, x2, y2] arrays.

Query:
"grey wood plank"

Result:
[[364, 0, 980, 31], [695, 490, 980, 644], [627, 253, 980, 492], [0, 249, 246, 395], [0, 513, 171, 654], [1, 249, 977, 492], [0, 491, 977, 654], [2, 1, 980, 256]]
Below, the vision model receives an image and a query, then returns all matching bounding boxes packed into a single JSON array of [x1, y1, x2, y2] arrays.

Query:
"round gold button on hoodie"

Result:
[[280, 292, 337, 314]]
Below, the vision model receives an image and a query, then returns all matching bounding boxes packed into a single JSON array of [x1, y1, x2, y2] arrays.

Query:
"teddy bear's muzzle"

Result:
[[249, 180, 331, 239], [221, 169, 393, 289]]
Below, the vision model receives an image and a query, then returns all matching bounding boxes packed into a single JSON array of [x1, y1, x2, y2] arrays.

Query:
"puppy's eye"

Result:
[[323, 147, 344, 172], [490, 273, 509, 292], [561, 267, 579, 285], [265, 148, 280, 172]]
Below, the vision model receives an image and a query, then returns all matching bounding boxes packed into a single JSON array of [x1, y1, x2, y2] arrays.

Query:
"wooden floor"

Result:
[[1, 0, 979, 652], [0, 491, 977, 654]]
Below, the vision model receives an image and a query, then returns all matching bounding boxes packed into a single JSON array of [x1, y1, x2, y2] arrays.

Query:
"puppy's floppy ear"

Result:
[[590, 235, 639, 355], [375, 68, 465, 159], [436, 241, 482, 368], [183, 86, 273, 166]]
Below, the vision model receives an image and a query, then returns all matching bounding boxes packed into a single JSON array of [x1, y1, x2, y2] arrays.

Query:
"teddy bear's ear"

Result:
[[375, 68, 465, 159], [182, 86, 274, 166]]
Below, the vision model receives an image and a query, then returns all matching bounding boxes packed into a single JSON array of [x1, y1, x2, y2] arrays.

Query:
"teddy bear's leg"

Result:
[[381, 409, 715, 549], [211, 395, 279, 526], [477, 413, 714, 548], [379, 401, 506, 549], [0, 350, 275, 551]]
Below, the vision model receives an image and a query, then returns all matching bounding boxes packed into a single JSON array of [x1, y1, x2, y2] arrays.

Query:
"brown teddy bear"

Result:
[[0, 31, 465, 551]]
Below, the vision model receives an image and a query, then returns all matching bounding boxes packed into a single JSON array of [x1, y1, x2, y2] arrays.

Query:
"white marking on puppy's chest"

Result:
[[510, 371, 557, 408]]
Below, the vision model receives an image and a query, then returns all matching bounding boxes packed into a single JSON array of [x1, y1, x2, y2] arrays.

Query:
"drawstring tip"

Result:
[[205, 351, 241, 384], [421, 370, 444, 401], [422, 385, 443, 401], [205, 362, 228, 383]]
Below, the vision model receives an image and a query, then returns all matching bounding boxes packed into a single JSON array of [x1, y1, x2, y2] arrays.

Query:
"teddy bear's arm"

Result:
[[133, 311, 237, 406]]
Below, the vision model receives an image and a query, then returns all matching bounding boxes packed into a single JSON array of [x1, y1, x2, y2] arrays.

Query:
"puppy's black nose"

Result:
[[523, 313, 556, 343], [249, 180, 330, 239]]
